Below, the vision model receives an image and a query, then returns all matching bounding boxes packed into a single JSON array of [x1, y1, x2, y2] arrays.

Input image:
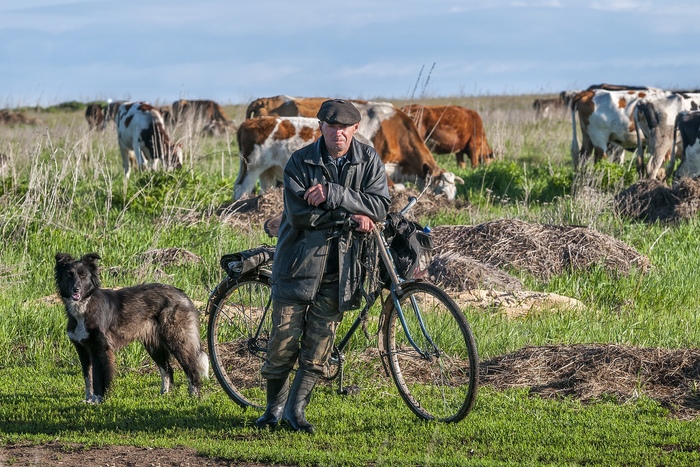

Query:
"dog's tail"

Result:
[[197, 348, 210, 380]]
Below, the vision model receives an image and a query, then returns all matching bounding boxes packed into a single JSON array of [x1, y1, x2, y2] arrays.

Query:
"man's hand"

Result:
[[304, 184, 328, 207], [351, 214, 374, 233]]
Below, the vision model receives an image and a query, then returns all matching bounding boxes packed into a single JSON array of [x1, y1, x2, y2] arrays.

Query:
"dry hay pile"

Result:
[[431, 219, 651, 281], [0, 109, 42, 126], [428, 251, 523, 292], [214, 186, 458, 232], [216, 188, 285, 230], [481, 344, 700, 419], [615, 177, 700, 223], [388, 187, 464, 219]]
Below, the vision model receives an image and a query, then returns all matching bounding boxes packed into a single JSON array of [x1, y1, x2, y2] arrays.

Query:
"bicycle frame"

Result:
[[329, 207, 439, 393]]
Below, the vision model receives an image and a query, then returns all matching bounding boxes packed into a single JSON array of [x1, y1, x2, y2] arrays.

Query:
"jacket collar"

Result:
[[304, 137, 366, 166]]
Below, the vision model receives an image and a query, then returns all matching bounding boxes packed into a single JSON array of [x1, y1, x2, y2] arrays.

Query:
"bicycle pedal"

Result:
[[338, 385, 361, 396]]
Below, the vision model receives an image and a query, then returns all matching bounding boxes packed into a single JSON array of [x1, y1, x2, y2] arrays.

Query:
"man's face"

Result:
[[320, 121, 359, 157]]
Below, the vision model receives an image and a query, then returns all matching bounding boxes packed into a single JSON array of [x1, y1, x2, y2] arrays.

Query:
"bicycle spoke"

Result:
[[384, 282, 478, 422], [207, 274, 273, 409]]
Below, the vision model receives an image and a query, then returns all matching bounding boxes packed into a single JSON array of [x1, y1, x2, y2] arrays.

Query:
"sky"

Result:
[[2, 0, 700, 108]]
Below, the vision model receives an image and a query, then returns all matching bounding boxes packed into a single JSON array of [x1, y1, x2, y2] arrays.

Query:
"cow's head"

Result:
[[431, 171, 465, 200]]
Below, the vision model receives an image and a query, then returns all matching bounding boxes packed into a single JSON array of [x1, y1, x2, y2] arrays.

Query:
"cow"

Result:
[[234, 116, 322, 199], [171, 99, 233, 134], [116, 102, 183, 178], [570, 86, 665, 169], [667, 110, 700, 181], [85, 102, 106, 131], [400, 104, 493, 169], [103, 100, 126, 129], [235, 101, 463, 200], [245, 95, 337, 120], [532, 96, 567, 119], [633, 92, 700, 180]]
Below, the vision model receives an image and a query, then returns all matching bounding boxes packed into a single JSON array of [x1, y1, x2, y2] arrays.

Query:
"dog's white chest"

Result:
[[68, 315, 89, 342]]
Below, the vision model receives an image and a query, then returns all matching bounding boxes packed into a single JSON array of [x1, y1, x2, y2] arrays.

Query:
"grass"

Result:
[[1, 98, 699, 466]]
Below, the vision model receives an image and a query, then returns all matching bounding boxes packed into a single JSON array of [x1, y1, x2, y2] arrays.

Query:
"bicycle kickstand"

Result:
[[337, 359, 361, 396]]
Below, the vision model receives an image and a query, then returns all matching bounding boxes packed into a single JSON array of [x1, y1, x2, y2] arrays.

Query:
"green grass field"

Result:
[[0, 97, 698, 466]]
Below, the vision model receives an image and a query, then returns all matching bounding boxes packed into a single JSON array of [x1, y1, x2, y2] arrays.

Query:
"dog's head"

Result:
[[54, 253, 101, 302]]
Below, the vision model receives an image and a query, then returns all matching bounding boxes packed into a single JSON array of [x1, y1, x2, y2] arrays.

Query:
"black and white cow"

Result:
[[116, 102, 183, 177], [634, 91, 700, 180], [668, 110, 700, 181]]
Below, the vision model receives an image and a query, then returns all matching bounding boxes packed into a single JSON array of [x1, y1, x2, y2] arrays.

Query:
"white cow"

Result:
[[570, 86, 664, 168], [117, 102, 183, 177]]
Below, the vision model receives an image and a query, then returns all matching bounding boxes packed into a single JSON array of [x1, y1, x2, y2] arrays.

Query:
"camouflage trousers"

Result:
[[261, 277, 343, 379]]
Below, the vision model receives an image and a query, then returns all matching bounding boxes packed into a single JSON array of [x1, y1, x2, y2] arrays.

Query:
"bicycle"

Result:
[[206, 196, 479, 422]]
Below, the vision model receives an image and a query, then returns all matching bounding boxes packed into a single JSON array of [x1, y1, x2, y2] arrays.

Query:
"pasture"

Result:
[[0, 95, 699, 466]]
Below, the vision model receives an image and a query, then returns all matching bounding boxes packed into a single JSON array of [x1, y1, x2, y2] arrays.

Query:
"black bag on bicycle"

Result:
[[220, 245, 276, 280], [380, 212, 434, 282]]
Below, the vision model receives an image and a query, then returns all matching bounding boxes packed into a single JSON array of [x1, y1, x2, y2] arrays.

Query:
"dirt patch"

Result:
[[0, 442, 275, 466], [614, 177, 700, 223]]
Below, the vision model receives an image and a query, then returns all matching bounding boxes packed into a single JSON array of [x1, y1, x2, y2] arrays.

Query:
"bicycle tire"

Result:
[[206, 271, 272, 409], [383, 281, 478, 422]]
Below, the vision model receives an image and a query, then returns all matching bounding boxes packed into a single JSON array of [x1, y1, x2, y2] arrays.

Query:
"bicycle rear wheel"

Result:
[[383, 281, 478, 422], [207, 271, 272, 409]]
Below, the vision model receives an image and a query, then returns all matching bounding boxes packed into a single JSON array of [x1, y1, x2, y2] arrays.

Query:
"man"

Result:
[[257, 99, 391, 433]]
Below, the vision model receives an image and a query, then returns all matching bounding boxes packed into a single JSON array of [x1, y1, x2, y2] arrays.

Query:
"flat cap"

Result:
[[317, 99, 361, 125]]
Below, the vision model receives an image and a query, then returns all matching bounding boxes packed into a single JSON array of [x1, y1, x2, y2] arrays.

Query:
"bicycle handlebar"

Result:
[[337, 195, 418, 231]]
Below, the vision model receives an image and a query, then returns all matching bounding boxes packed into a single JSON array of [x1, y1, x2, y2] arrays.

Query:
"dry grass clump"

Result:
[[614, 177, 700, 223], [481, 344, 700, 419], [432, 219, 651, 281]]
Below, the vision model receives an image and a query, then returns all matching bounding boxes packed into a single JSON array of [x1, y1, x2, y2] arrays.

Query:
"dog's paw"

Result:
[[85, 395, 104, 404]]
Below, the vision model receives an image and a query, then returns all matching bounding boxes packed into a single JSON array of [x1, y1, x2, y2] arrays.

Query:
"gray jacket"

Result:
[[271, 136, 391, 311]]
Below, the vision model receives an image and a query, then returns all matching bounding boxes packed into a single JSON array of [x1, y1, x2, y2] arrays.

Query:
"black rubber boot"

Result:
[[282, 370, 319, 434], [254, 378, 289, 429]]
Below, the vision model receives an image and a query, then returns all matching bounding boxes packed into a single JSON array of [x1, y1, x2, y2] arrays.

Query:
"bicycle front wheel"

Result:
[[207, 272, 273, 409], [383, 281, 478, 422]]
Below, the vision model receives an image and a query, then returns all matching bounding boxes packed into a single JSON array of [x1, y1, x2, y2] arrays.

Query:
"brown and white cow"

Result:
[[570, 86, 664, 168], [117, 102, 183, 177], [633, 91, 700, 180], [171, 99, 233, 134], [85, 102, 106, 131], [667, 110, 700, 181], [234, 117, 322, 199], [235, 101, 463, 200], [400, 104, 493, 169], [245, 95, 336, 120]]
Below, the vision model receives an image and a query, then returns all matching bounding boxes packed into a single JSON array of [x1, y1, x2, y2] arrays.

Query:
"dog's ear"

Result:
[[81, 253, 101, 265], [55, 253, 74, 266], [81, 253, 102, 288]]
